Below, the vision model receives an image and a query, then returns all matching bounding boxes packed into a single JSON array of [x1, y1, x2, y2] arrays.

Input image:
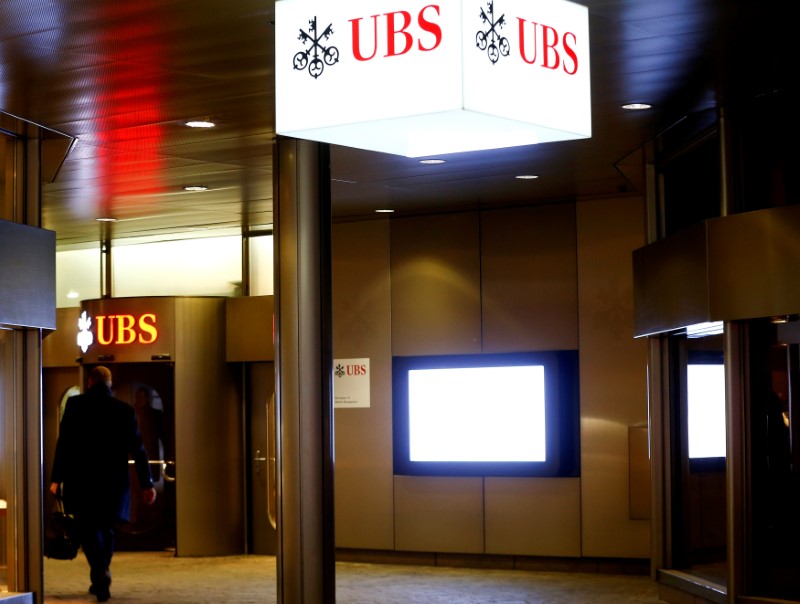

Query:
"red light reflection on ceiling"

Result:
[[93, 11, 167, 218]]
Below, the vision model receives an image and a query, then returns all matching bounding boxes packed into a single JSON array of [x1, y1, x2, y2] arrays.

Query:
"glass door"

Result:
[[668, 330, 728, 585], [746, 318, 800, 600]]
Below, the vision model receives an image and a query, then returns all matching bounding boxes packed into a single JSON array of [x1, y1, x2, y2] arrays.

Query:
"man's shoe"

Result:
[[90, 569, 112, 601], [89, 584, 110, 601]]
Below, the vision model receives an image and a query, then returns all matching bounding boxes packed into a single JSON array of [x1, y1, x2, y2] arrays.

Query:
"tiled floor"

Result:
[[42, 551, 664, 603]]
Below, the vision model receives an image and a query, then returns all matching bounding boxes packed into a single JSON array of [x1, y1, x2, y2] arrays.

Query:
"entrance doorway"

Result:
[[43, 363, 177, 552]]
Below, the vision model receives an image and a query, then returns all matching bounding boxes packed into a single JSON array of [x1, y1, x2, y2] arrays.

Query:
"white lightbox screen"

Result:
[[407, 365, 546, 462], [687, 363, 726, 459]]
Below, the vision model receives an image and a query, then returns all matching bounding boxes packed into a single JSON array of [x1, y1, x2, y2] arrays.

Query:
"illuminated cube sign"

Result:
[[275, 0, 591, 156]]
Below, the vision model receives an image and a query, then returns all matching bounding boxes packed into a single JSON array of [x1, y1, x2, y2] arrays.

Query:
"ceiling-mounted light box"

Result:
[[275, 0, 591, 157]]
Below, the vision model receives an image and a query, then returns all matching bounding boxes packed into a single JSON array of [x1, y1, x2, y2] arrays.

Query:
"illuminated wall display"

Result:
[[275, 0, 591, 156], [392, 351, 580, 477]]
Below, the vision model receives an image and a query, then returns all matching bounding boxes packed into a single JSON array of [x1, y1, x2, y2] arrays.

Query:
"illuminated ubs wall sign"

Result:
[[275, 0, 591, 156], [96, 313, 158, 345], [76, 311, 159, 352]]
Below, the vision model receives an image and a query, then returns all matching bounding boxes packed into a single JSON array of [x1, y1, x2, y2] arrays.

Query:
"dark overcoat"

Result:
[[51, 381, 153, 523]]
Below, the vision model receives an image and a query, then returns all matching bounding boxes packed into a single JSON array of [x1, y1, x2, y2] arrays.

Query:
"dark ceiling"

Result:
[[0, 0, 788, 247]]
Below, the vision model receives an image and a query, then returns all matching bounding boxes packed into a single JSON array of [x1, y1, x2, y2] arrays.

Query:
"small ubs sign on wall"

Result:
[[275, 0, 590, 156], [333, 358, 371, 408]]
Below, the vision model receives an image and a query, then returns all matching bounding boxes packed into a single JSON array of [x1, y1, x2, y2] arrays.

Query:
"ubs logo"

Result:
[[335, 363, 368, 378], [289, 1, 581, 77], [479, 0, 581, 73], [294, 17, 340, 79], [77, 311, 94, 353], [477, 1, 509, 64], [291, 5, 443, 79], [76, 311, 159, 351]]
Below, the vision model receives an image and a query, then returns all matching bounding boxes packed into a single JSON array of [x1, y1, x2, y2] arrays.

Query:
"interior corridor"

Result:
[[41, 552, 662, 603]]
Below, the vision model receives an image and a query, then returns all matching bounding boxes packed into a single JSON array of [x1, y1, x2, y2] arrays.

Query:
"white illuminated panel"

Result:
[[275, 0, 590, 156], [687, 364, 727, 459], [407, 365, 546, 462]]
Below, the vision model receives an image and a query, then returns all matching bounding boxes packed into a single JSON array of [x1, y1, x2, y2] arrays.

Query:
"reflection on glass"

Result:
[[687, 363, 726, 459]]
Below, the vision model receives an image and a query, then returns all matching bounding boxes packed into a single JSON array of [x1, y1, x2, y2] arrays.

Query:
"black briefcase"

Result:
[[44, 498, 79, 560]]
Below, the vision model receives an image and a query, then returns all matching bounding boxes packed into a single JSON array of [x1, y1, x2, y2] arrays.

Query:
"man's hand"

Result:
[[142, 487, 157, 505], [49, 482, 59, 496]]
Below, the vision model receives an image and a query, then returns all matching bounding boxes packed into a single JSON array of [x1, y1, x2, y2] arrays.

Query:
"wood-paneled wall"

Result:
[[332, 221, 394, 549], [332, 196, 649, 559]]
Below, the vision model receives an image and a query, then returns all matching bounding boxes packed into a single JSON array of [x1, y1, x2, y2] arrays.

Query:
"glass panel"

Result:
[[0, 135, 14, 592], [249, 235, 274, 296], [113, 236, 242, 298], [669, 331, 727, 585], [57, 234, 274, 306], [0, 329, 12, 592], [57, 235, 247, 307], [748, 318, 800, 600], [56, 248, 102, 308], [0, 134, 15, 221]]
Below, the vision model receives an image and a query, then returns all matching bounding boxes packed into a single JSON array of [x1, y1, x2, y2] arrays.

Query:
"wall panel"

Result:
[[485, 477, 581, 557], [481, 205, 578, 352], [42, 308, 80, 367], [332, 220, 394, 549], [576, 197, 649, 558], [394, 476, 483, 553], [390, 213, 481, 356]]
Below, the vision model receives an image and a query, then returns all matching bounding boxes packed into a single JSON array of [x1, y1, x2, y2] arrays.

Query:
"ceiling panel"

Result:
[[0, 0, 784, 246]]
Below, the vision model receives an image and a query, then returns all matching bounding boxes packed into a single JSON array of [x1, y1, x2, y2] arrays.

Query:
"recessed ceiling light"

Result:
[[622, 103, 652, 111], [66, 290, 80, 299], [183, 185, 209, 192], [419, 159, 446, 165], [375, 209, 395, 213], [96, 217, 117, 222], [185, 120, 215, 128], [515, 174, 539, 180]]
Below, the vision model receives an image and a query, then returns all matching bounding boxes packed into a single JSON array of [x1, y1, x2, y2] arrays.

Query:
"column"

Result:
[[274, 137, 335, 603]]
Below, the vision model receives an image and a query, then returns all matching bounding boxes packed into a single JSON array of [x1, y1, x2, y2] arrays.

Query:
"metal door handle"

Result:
[[254, 450, 267, 477], [267, 393, 277, 530]]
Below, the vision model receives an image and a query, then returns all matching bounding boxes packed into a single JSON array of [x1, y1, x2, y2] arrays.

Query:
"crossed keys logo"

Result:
[[476, 1, 509, 64], [294, 17, 340, 79], [334, 364, 346, 378]]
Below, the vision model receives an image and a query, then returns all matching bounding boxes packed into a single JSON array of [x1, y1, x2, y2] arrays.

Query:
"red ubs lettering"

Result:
[[346, 364, 368, 376], [96, 314, 159, 345], [350, 5, 442, 60], [517, 19, 579, 75]]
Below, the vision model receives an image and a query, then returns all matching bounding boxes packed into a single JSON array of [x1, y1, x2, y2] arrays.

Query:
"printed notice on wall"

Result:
[[333, 358, 370, 408]]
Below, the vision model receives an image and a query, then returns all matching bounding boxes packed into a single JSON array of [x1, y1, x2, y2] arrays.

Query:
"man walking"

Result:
[[50, 365, 156, 602]]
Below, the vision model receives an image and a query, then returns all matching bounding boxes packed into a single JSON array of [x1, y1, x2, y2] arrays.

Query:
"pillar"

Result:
[[273, 137, 335, 603]]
